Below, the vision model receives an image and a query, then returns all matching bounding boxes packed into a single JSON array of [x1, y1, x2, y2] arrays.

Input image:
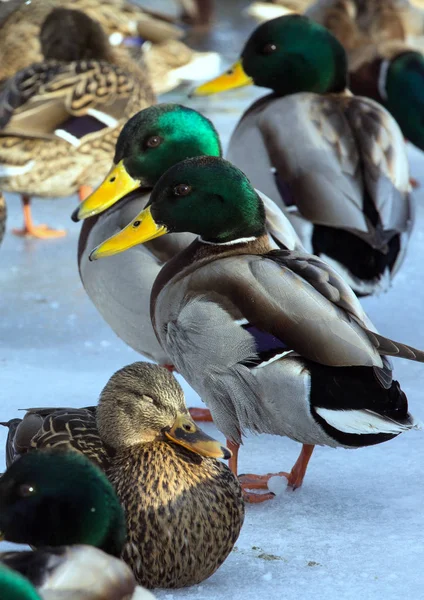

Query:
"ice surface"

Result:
[[1, 1, 424, 598]]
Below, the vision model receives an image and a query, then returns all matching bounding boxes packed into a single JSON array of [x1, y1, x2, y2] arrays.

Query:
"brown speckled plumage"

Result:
[[1, 362, 244, 589], [0, 13, 155, 198], [109, 441, 244, 589]]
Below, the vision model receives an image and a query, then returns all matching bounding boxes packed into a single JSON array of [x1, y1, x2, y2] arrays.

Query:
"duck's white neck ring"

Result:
[[378, 59, 390, 102], [198, 235, 257, 246]]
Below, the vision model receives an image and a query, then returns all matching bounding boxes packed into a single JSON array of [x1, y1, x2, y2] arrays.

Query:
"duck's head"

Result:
[[97, 362, 231, 459], [382, 51, 424, 151], [73, 104, 222, 221], [0, 449, 126, 557], [193, 14, 347, 97], [0, 565, 41, 600], [40, 7, 113, 62], [89, 156, 265, 256]]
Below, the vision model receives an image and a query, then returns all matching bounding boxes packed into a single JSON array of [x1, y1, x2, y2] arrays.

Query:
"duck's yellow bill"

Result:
[[89, 206, 167, 261], [74, 160, 140, 221], [192, 60, 253, 96], [165, 413, 231, 460]]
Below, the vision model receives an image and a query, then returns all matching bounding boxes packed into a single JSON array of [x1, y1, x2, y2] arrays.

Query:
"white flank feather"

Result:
[[0, 160, 35, 177], [315, 408, 421, 435]]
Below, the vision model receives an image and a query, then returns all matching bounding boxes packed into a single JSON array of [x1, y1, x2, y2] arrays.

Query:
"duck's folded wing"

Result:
[[0, 60, 135, 144], [345, 96, 411, 235], [4, 406, 109, 469]]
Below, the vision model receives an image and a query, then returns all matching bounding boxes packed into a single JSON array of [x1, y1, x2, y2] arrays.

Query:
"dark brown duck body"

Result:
[[109, 440, 244, 589]]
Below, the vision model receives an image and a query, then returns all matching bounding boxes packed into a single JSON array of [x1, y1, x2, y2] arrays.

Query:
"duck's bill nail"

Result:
[[89, 206, 167, 261], [75, 161, 140, 221], [165, 413, 232, 460], [192, 60, 253, 96]]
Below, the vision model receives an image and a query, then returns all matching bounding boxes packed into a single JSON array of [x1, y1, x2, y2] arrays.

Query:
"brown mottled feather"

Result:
[[110, 442, 244, 589]]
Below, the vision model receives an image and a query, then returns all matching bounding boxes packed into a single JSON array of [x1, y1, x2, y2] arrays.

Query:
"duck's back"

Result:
[[108, 441, 244, 589], [227, 92, 412, 293]]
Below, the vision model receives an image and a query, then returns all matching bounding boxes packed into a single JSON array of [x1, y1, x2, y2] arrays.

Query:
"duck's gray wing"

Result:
[[258, 189, 303, 251], [229, 93, 411, 247]]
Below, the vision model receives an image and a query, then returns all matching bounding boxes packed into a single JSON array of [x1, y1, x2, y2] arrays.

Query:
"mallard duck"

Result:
[[0, 7, 154, 238], [192, 15, 412, 297], [0, 194, 6, 247], [2, 362, 244, 588], [0, 450, 153, 599], [0, 550, 154, 600], [90, 156, 424, 502], [347, 40, 424, 153], [0, 0, 182, 84], [0, 0, 220, 98], [73, 103, 302, 368], [302, 1, 424, 155]]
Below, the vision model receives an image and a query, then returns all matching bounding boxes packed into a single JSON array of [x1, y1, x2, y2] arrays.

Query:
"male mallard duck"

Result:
[[73, 103, 302, 368], [193, 15, 412, 297], [0, 450, 154, 599], [303, 1, 424, 155], [0, 7, 154, 238], [0, 551, 154, 600], [90, 156, 424, 502], [2, 362, 244, 588]]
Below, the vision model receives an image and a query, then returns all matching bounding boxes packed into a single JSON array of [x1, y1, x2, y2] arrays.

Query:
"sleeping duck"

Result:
[[90, 156, 423, 502], [73, 103, 302, 367], [1, 362, 244, 587], [0, 7, 154, 238], [193, 15, 413, 297], [0, 449, 154, 599]]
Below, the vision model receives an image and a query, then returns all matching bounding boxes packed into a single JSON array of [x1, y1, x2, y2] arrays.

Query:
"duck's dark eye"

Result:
[[173, 184, 192, 197], [146, 135, 162, 149], [19, 483, 36, 497], [261, 43, 277, 55]]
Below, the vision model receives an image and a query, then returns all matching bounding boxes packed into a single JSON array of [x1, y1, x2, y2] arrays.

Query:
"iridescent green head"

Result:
[[0, 565, 41, 600], [385, 51, 424, 151], [89, 157, 266, 259], [0, 450, 126, 557], [75, 104, 222, 221], [194, 15, 348, 97]]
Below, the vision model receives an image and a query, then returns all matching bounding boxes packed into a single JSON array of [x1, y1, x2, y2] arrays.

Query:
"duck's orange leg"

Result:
[[228, 439, 275, 503], [238, 444, 315, 494], [78, 185, 93, 202], [188, 407, 213, 422], [13, 195, 66, 239]]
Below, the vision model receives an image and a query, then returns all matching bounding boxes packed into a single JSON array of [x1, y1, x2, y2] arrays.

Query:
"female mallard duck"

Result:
[[193, 15, 412, 297], [0, 7, 154, 238], [0, 450, 154, 599], [2, 362, 244, 588], [72, 103, 302, 368], [0, 0, 220, 97], [90, 157, 424, 502]]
